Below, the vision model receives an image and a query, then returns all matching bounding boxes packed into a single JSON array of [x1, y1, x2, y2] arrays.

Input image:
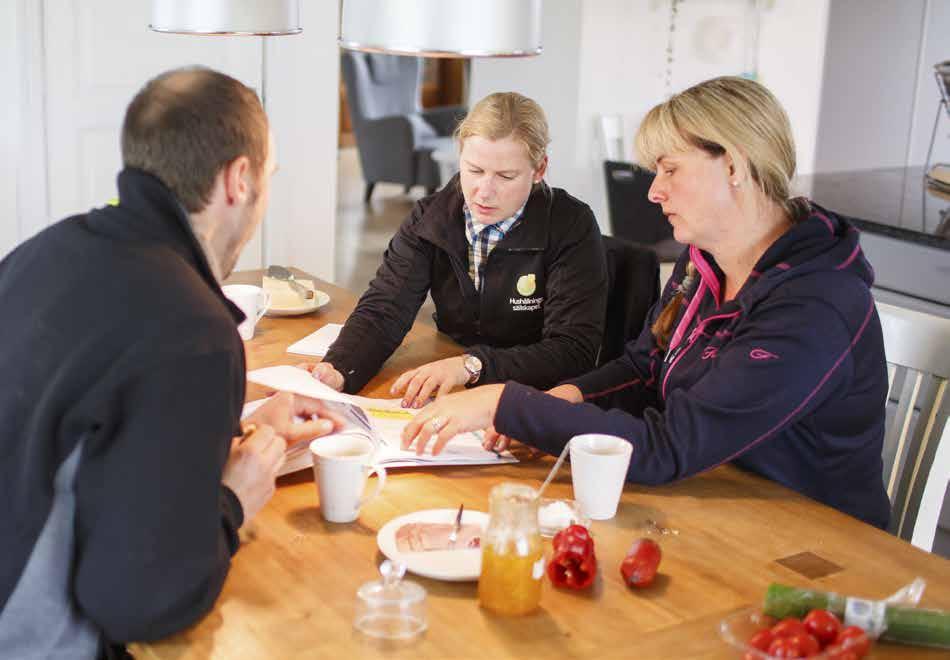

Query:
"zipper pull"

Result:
[[663, 344, 682, 365]]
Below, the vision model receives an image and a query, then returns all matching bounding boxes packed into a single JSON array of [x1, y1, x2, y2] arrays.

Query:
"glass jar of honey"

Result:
[[478, 482, 544, 615]]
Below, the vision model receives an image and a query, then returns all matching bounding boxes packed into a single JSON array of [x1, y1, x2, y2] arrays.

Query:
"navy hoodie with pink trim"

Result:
[[494, 203, 891, 528]]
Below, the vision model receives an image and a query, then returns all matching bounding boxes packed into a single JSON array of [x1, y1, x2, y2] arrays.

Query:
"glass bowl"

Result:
[[538, 498, 591, 537], [719, 607, 872, 659]]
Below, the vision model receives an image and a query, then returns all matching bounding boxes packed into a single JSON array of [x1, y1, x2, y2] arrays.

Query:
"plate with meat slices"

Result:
[[377, 509, 489, 581]]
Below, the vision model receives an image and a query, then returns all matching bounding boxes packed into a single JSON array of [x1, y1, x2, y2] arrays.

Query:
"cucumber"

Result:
[[763, 583, 950, 649]]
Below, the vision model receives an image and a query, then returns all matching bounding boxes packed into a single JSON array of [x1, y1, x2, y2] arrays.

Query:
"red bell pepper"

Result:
[[620, 538, 661, 588], [547, 524, 596, 590]]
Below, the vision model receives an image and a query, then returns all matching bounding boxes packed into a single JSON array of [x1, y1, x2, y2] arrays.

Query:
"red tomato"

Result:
[[834, 626, 870, 657], [747, 629, 773, 651], [788, 632, 821, 657], [619, 538, 661, 588], [823, 645, 859, 660], [803, 609, 842, 647], [771, 617, 809, 639], [767, 636, 803, 658]]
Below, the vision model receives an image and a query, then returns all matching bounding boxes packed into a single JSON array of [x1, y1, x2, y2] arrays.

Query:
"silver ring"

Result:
[[429, 417, 447, 432]]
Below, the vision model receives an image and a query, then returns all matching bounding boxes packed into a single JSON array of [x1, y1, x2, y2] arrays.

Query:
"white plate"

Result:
[[265, 290, 330, 317], [377, 509, 489, 582]]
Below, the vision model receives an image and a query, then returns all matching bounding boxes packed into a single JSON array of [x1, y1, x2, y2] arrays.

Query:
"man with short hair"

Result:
[[0, 67, 337, 658]]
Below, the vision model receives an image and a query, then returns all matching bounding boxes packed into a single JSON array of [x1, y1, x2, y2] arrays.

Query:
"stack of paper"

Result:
[[285, 323, 343, 357]]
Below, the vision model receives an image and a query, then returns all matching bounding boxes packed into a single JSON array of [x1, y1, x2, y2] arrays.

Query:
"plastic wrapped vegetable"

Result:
[[763, 582, 950, 649], [546, 524, 596, 590]]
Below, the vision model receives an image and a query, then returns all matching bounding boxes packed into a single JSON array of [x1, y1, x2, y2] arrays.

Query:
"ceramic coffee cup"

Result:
[[310, 436, 387, 523], [222, 284, 271, 340]]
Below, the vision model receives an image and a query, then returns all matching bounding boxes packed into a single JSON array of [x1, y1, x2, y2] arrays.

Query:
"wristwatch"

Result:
[[462, 354, 483, 385]]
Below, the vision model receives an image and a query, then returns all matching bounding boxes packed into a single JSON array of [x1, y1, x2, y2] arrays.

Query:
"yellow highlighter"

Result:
[[366, 408, 414, 421]]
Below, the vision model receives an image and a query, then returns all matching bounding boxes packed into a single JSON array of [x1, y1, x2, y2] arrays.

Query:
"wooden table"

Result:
[[136, 272, 950, 659]]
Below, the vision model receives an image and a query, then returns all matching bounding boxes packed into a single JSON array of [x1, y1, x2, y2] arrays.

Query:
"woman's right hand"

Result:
[[297, 361, 345, 392]]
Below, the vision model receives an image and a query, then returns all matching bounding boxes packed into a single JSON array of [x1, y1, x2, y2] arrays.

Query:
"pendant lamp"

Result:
[[149, 0, 301, 36], [339, 0, 542, 58]]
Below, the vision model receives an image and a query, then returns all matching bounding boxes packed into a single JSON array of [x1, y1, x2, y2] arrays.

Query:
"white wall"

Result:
[[471, 0, 830, 232], [756, 1, 830, 181], [0, 1, 18, 258], [814, 0, 950, 172], [468, 0, 584, 198], [2, 0, 339, 282], [571, 0, 665, 232], [814, 0, 928, 172], [263, 1, 340, 280], [908, 0, 950, 167], [2, 1, 53, 259]]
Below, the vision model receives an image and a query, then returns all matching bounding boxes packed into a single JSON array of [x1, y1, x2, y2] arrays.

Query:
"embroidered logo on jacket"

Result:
[[701, 347, 718, 360], [749, 348, 780, 360], [516, 273, 537, 296], [509, 296, 543, 311]]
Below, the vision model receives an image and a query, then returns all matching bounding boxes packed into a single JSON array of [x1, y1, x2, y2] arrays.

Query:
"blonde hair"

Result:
[[455, 92, 550, 169], [635, 76, 807, 223], [636, 76, 810, 349]]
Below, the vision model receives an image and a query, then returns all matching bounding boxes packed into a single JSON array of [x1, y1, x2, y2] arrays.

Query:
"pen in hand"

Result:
[[239, 423, 258, 443]]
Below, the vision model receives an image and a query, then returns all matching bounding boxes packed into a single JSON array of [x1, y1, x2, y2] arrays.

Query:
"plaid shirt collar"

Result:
[[463, 204, 525, 244], [463, 203, 526, 292]]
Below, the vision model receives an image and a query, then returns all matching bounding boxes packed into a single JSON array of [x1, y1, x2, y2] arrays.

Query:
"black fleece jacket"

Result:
[[0, 169, 247, 644], [324, 178, 608, 393]]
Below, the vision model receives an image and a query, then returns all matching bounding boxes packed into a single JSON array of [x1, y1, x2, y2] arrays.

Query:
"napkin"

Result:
[[286, 323, 343, 357]]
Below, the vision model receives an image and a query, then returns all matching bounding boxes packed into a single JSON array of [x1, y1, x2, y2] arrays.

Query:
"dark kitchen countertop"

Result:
[[796, 166, 950, 251]]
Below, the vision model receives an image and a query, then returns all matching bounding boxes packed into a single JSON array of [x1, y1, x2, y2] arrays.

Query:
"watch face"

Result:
[[464, 355, 482, 378]]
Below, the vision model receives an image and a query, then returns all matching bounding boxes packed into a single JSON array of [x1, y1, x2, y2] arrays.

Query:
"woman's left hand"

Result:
[[401, 384, 506, 455], [390, 356, 470, 408]]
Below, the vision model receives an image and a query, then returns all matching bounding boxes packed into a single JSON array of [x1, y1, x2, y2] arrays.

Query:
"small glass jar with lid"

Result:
[[477, 482, 544, 615], [354, 560, 427, 640]]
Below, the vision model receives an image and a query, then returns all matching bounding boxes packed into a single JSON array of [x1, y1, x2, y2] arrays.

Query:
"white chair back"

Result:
[[877, 302, 950, 544], [911, 418, 950, 553]]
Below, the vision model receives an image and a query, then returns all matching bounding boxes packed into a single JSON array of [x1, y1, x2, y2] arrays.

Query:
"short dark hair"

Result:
[[121, 67, 268, 213]]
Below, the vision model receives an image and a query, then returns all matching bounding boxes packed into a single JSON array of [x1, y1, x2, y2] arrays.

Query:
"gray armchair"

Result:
[[341, 51, 467, 202]]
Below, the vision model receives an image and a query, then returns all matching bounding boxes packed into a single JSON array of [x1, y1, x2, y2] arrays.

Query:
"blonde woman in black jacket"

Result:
[[310, 92, 608, 407]]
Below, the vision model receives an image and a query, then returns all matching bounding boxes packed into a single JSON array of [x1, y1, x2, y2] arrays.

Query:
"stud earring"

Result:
[[730, 180, 740, 188]]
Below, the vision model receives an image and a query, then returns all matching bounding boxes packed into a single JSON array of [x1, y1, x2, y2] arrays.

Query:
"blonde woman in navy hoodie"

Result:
[[401, 76, 891, 528]]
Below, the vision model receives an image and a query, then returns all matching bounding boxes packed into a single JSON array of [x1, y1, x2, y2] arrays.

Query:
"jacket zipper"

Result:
[[661, 310, 742, 400]]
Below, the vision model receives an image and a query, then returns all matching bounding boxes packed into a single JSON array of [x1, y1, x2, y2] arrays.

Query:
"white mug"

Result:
[[310, 436, 387, 523], [222, 284, 271, 340], [570, 434, 633, 520]]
